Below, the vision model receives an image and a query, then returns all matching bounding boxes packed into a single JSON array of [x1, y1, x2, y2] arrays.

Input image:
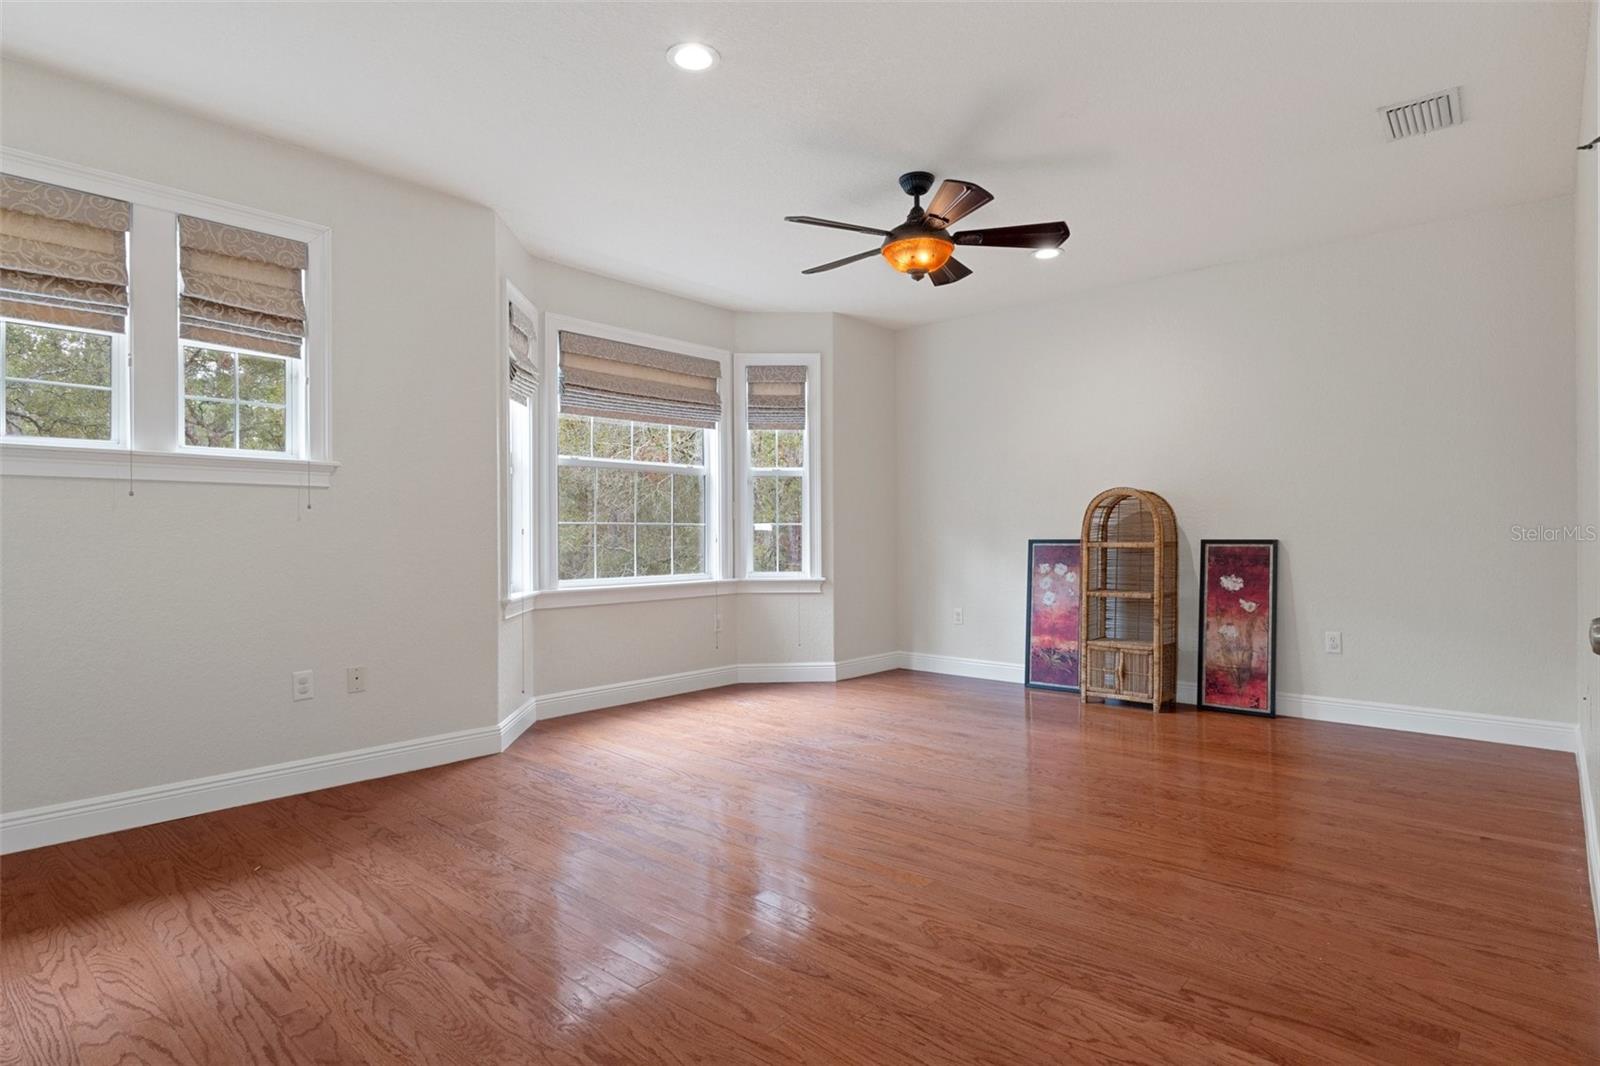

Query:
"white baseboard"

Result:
[[498, 697, 538, 750], [737, 661, 839, 684], [533, 664, 739, 721], [1276, 692, 1578, 752], [835, 652, 905, 680], [902, 652, 1022, 683], [0, 723, 501, 855]]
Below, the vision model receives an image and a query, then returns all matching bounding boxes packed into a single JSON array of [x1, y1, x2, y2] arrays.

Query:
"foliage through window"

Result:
[[2, 320, 119, 442], [183, 345, 292, 453], [749, 428, 805, 573], [556, 414, 706, 581]]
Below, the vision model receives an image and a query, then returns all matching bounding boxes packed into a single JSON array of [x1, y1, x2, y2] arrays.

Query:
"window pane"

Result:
[[558, 524, 595, 580], [593, 418, 630, 460], [557, 466, 595, 521], [596, 523, 634, 578], [185, 398, 236, 448], [673, 524, 703, 575], [777, 431, 804, 468], [777, 475, 803, 523], [778, 525, 803, 572], [6, 322, 112, 387], [184, 347, 235, 399], [238, 354, 287, 404], [634, 423, 669, 463], [595, 468, 633, 523], [239, 404, 286, 452], [5, 381, 112, 440], [752, 475, 777, 524], [672, 473, 702, 523], [670, 426, 703, 465], [752, 527, 776, 573], [751, 429, 776, 468], [637, 471, 671, 523], [558, 415, 591, 457], [638, 524, 672, 576]]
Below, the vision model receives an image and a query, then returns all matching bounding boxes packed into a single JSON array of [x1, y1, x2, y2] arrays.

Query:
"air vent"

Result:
[[1383, 87, 1463, 141]]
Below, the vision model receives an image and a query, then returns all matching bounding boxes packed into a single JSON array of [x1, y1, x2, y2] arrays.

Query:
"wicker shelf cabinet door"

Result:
[[1079, 488, 1179, 711]]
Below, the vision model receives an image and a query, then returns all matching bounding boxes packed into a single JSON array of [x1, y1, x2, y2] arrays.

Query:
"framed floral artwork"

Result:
[[1025, 539, 1081, 692], [1197, 540, 1278, 716]]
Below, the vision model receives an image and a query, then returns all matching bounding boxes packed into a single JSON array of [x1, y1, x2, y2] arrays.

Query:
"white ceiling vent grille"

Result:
[[1383, 87, 1463, 140]]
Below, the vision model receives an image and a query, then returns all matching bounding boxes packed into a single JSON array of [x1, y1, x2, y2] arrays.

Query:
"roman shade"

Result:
[[509, 302, 538, 401], [558, 330, 722, 428], [178, 215, 307, 358], [746, 364, 808, 430], [0, 174, 131, 332]]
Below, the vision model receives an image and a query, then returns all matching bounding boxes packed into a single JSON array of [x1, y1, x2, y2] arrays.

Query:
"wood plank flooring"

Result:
[[3, 669, 1597, 1064]]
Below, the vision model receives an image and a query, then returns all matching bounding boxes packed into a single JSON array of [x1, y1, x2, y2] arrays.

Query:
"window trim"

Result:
[[733, 351, 823, 583], [539, 314, 731, 592], [0, 148, 334, 488], [503, 283, 540, 603]]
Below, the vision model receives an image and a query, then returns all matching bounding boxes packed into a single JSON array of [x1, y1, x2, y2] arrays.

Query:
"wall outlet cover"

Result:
[[346, 666, 366, 694], [1324, 631, 1343, 654], [292, 670, 314, 701]]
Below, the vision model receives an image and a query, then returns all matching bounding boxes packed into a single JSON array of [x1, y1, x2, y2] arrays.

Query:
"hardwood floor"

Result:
[[3, 670, 1597, 1065]]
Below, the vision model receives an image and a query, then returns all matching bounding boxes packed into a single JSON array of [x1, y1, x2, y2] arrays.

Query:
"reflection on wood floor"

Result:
[[3, 669, 1597, 1064]]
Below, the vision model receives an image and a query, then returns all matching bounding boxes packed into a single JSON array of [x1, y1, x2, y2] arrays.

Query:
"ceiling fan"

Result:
[[785, 171, 1069, 286]]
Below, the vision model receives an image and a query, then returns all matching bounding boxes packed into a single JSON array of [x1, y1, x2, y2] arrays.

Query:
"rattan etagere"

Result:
[[1079, 487, 1179, 711]]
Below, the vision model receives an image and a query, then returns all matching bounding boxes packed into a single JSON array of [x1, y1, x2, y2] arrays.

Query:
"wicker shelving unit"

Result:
[[1079, 488, 1179, 711]]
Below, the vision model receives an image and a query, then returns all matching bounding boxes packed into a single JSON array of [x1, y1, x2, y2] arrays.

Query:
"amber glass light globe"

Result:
[[881, 235, 955, 274]]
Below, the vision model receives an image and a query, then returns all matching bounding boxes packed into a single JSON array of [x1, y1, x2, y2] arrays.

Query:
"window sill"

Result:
[[0, 441, 339, 488], [505, 576, 823, 614]]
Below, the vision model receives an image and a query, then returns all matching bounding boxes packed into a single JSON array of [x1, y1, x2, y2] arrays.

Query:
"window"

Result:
[[506, 291, 539, 600], [736, 353, 820, 580], [182, 344, 296, 453], [0, 159, 332, 487], [2, 319, 125, 443], [556, 414, 706, 581]]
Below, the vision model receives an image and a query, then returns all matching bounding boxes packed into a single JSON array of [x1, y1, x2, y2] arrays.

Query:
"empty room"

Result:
[[2, 2, 1598, 1063]]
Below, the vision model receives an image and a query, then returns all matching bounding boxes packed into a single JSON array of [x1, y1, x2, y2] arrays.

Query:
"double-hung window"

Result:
[[735, 353, 821, 580], [548, 321, 725, 587], [0, 159, 332, 486], [506, 291, 539, 599]]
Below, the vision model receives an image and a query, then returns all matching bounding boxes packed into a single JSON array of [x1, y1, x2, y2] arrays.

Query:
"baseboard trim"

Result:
[[737, 661, 838, 684], [1276, 692, 1577, 752], [498, 697, 538, 751], [834, 652, 905, 681], [1576, 739, 1600, 951], [902, 652, 1022, 684], [0, 723, 501, 855], [533, 665, 739, 721]]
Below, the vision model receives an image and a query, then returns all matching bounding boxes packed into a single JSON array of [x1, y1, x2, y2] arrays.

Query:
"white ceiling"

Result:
[[1, 2, 1589, 328]]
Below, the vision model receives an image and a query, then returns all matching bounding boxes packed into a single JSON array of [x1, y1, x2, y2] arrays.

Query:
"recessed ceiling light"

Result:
[[668, 42, 719, 72], [1033, 247, 1061, 260]]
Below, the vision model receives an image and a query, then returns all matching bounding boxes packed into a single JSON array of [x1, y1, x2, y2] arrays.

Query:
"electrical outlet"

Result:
[[953, 607, 964, 625], [1324, 631, 1343, 655], [346, 666, 366, 693], [292, 670, 314, 701]]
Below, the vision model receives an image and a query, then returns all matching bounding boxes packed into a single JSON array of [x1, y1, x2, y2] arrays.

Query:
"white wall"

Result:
[[895, 197, 1578, 722], [1, 61, 503, 813]]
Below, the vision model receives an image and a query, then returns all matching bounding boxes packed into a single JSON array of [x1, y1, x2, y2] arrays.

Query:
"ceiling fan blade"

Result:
[[785, 215, 892, 237], [802, 248, 881, 275], [952, 221, 1070, 248], [923, 180, 993, 228], [927, 257, 972, 287]]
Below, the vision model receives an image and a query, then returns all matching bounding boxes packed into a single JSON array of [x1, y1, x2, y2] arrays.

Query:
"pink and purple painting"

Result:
[[1198, 541, 1278, 715], [1025, 540, 1080, 691]]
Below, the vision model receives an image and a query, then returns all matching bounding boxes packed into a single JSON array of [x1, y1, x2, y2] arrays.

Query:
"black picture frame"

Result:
[[1024, 538, 1081, 693], [1195, 539, 1279, 717]]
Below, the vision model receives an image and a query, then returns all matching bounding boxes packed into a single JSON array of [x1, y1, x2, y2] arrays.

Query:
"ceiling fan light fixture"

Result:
[[881, 235, 955, 275], [1032, 247, 1061, 260], [667, 42, 718, 71]]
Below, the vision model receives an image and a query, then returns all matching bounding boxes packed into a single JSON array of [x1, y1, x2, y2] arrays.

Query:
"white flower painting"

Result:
[[1239, 599, 1258, 613], [1219, 574, 1244, 592], [1041, 590, 1057, 606], [1028, 542, 1081, 691]]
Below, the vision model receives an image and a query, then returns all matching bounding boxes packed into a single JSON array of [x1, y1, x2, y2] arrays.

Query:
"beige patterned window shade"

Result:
[[0, 174, 132, 332], [509, 302, 538, 401], [558, 330, 722, 428], [746, 363, 807, 430], [178, 215, 307, 358]]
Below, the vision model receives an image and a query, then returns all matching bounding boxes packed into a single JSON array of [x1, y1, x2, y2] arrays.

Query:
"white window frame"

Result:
[[0, 317, 130, 448], [534, 314, 731, 604], [733, 352, 823, 583], [503, 283, 540, 609], [177, 341, 304, 458], [0, 148, 337, 488]]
